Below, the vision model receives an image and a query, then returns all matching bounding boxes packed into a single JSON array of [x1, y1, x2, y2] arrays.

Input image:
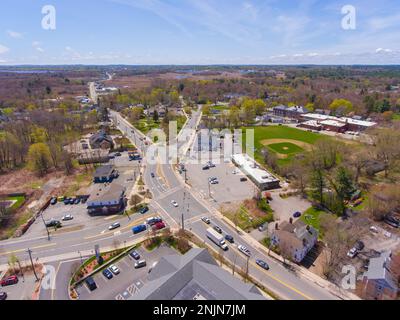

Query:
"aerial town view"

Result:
[[0, 0, 399, 314]]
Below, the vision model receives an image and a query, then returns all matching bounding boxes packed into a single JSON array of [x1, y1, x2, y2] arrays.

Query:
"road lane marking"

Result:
[[0, 243, 57, 256], [84, 217, 147, 240]]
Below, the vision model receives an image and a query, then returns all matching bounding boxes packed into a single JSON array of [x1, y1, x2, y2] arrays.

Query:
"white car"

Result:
[[370, 226, 379, 234], [201, 217, 211, 224], [347, 248, 358, 259], [109, 264, 120, 275], [238, 245, 251, 257], [62, 214, 73, 221], [109, 222, 121, 230], [171, 200, 179, 207]]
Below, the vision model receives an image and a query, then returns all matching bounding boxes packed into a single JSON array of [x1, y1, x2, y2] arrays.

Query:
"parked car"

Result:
[[293, 212, 302, 218], [258, 224, 267, 232], [146, 216, 162, 226], [210, 179, 219, 185], [62, 215, 73, 221], [45, 220, 62, 228], [139, 206, 149, 214], [108, 222, 121, 231], [81, 197, 88, 204], [109, 265, 120, 275], [202, 165, 210, 170], [238, 245, 251, 257], [213, 225, 222, 234], [208, 177, 218, 182], [0, 292, 7, 300], [63, 198, 71, 205], [102, 268, 113, 280], [132, 224, 147, 234], [240, 177, 248, 182], [0, 275, 18, 287], [50, 197, 57, 205], [134, 260, 147, 269], [347, 248, 358, 259], [151, 173, 155, 178], [384, 216, 400, 228], [207, 162, 216, 168], [171, 200, 179, 207], [355, 240, 365, 251], [370, 226, 379, 233], [201, 217, 211, 224], [256, 259, 270, 270], [115, 152, 122, 157], [225, 235, 234, 243], [152, 221, 166, 231], [85, 277, 97, 291], [129, 250, 140, 260], [74, 198, 81, 205]]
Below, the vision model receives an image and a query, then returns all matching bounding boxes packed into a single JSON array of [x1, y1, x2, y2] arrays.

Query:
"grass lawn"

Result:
[[223, 203, 273, 232], [300, 206, 329, 239], [243, 125, 324, 167], [393, 113, 400, 121], [267, 142, 304, 155], [136, 119, 160, 134], [6, 195, 26, 211]]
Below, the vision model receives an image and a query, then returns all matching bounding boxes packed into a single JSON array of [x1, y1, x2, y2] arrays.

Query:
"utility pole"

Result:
[[78, 251, 84, 266], [40, 211, 50, 241], [27, 248, 39, 282]]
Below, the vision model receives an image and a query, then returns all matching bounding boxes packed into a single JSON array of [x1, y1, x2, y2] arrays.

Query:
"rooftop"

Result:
[[232, 154, 280, 185]]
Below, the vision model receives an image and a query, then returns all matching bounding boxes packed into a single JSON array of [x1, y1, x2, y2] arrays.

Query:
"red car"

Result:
[[1, 275, 18, 287], [152, 222, 166, 231]]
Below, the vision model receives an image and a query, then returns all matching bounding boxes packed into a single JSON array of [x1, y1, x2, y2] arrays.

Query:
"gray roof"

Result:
[[364, 251, 398, 290], [93, 165, 115, 178], [130, 248, 265, 300], [87, 183, 125, 206]]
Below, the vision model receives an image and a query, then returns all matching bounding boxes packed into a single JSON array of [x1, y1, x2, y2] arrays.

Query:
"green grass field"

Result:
[[267, 142, 304, 155], [243, 125, 324, 166]]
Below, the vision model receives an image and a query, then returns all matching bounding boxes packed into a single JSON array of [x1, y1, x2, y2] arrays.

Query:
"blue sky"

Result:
[[0, 0, 399, 65]]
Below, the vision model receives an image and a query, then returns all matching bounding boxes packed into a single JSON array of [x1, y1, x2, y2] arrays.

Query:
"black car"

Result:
[[63, 198, 71, 205], [45, 220, 62, 228], [0, 292, 7, 300], [151, 173, 155, 178], [74, 198, 81, 205], [213, 226, 222, 234], [256, 259, 270, 270], [129, 250, 140, 260], [225, 235, 234, 243], [240, 177, 248, 182], [50, 197, 57, 205], [81, 197, 88, 204], [355, 240, 365, 251], [139, 206, 149, 214], [85, 277, 97, 291], [202, 165, 210, 170], [102, 268, 113, 280], [384, 216, 400, 228]]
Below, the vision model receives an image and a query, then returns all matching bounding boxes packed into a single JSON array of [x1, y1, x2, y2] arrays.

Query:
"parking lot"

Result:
[[25, 152, 141, 237], [0, 272, 38, 300], [184, 159, 255, 205], [75, 245, 175, 300]]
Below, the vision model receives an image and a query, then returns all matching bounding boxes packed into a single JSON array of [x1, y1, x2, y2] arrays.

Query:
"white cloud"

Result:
[[32, 41, 45, 53], [6, 30, 23, 39], [0, 44, 9, 54], [375, 48, 392, 54]]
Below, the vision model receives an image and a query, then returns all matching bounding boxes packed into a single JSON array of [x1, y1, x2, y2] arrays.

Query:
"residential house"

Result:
[[89, 131, 114, 150], [271, 220, 318, 263]]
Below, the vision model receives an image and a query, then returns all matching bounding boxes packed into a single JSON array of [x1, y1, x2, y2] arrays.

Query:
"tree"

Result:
[[310, 168, 325, 206], [329, 99, 353, 115], [27, 143, 52, 176], [153, 110, 159, 123]]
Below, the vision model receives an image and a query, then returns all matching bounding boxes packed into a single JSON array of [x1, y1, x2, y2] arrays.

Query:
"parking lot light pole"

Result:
[[78, 251, 84, 266], [40, 211, 51, 241], [27, 248, 39, 282]]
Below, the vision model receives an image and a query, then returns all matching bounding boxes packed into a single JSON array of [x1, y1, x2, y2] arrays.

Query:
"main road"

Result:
[[110, 109, 341, 301]]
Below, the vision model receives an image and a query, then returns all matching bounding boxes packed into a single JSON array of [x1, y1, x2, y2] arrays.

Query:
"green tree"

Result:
[[310, 168, 325, 206], [27, 143, 52, 176], [329, 99, 353, 115]]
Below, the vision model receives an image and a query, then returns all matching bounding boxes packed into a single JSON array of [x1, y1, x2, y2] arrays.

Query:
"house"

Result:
[[89, 131, 114, 150], [86, 183, 126, 216], [144, 105, 167, 117], [130, 248, 265, 300], [271, 220, 318, 263], [358, 251, 399, 300], [93, 165, 119, 183]]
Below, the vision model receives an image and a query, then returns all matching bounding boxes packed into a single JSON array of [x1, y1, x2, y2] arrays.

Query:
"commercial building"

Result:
[[273, 105, 309, 120], [300, 114, 377, 132], [130, 248, 265, 300], [271, 220, 318, 263], [86, 183, 126, 216], [93, 165, 119, 183], [231, 154, 280, 190]]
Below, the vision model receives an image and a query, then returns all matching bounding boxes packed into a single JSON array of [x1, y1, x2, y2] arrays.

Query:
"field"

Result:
[[243, 125, 324, 166]]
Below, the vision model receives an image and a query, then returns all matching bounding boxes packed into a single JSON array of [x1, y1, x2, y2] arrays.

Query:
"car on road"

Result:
[[238, 245, 251, 257], [210, 179, 219, 185], [256, 259, 270, 270], [109, 265, 120, 275], [225, 235, 234, 243], [129, 250, 140, 260], [50, 197, 57, 205], [115, 152, 122, 157], [240, 177, 248, 182], [201, 217, 211, 224], [232, 170, 238, 175], [208, 177, 218, 182], [0, 292, 7, 300], [202, 165, 210, 170], [134, 260, 147, 269], [293, 212, 302, 218], [45, 220, 62, 228], [139, 206, 149, 214], [213, 226, 222, 234], [207, 162, 216, 168], [102, 268, 113, 280], [108, 222, 121, 231], [347, 247, 358, 259], [151, 173, 155, 178], [171, 200, 179, 207], [62, 215, 73, 221], [1, 275, 18, 287]]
